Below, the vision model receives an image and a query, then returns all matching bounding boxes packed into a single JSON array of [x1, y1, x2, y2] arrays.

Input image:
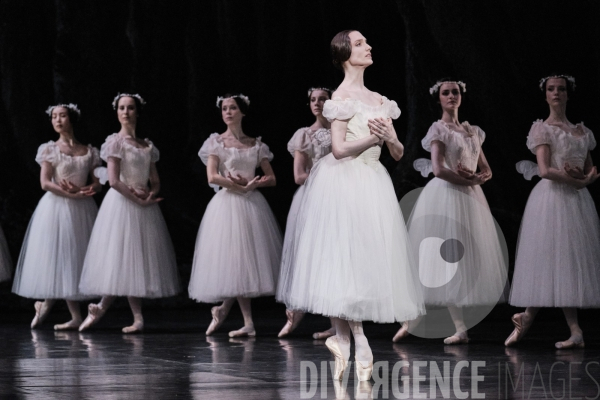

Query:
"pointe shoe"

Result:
[[313, 327, 336, 340], [122, 320, 144, 334], [206, 306, 227, 336], [392, 322, 410, 342], [505, 313, 532, 347], [31, 301, 50, 329], [325, 336, 349, 380], [54, 319, 82, 331], [555, 335, 585, 349], [443, 332, 470, 345], [278, 310, 304, 337], [355, 359, 374, 381], [78, 304, 106, 332], [228, 325, 256, 338]]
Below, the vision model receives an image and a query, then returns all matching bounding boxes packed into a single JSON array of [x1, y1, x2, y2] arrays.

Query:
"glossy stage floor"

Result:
[[0, 303, 599, 399]]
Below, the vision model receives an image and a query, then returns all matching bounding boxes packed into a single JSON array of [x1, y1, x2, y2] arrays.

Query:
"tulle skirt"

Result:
[[12, 193, 97, 299], [510, 180, 600, 307], [0, 226, 11, 282], [279, 154, 425, 323], [79, 189, 180, 298], [188, 189, 283, 303], [406, 178, 508, 306]]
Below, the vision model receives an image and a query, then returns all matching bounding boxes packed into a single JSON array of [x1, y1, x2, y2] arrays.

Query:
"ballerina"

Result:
[[188, 93, 282, 337], [506, 75, 600, 349], [280, 30, 424, 381], [393, 79, 508, 344], [12, 104, 101, 330], [276, 87, 336, 339], [78, 93, 181, 333]]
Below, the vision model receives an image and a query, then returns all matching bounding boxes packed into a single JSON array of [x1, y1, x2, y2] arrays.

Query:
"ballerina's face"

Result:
[[309, 90, 330, 117], [545, 77, 568, 107], [117, 97, 138, 126], [221, 98, 244, 126], [439, 83, 462, 112], [345, 31, 372, 68], [50, 106, 73, 134]]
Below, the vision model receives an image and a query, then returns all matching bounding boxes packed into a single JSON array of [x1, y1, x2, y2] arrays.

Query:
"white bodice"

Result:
[[36, 142, 100, 187], [100, 133, 160, 190], [322, 97, 401, 166], [287, 127, 332, 170], [527, 120, 596, 170], [422, 120, 484, 172], [199, 133, 274, 191]]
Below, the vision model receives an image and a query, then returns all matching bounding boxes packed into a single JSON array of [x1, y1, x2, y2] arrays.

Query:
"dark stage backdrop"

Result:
[[1, 0, 599, 310]]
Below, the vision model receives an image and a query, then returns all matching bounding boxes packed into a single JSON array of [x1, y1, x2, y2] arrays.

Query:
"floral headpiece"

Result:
[[429, 81, 467, 95], [538, 75, 576, 91], [216, 94, 250, 108], [307, 87, 333, 97], [45, 103, 81, 117], [112, 93, 146, 109]]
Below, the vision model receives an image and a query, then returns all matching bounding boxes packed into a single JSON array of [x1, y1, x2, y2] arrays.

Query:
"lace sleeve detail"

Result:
[[257, 138, 274, 162], [581, 123, 597, 151], [474, 126, 486, 144], [89, 146, 101, 169], [35, 141, 58, 166], [421, 121, 451, 152], [198, 133, 222, 165], [322, 99, 358, 122], [145, 140, 160, 163], [287, 128, 313, 158], [100, 133, 124, 161], [385, 98, 401, 120], [526, 120, 552, 154]]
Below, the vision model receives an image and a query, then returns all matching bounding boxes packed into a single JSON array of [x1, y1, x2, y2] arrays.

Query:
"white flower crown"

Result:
[[45, 103, 81, 117], [429, 81, 467, 95], [112, 93, 146, 109], [539, 75, 576, 91], [307, 87, 332, 97], [216, 94, 250, 108]]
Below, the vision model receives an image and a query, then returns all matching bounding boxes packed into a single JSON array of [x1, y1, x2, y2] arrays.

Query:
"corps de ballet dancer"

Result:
[[78, 93, 181, 333], [0, 224, 12, 283], [394, 79, 507, 344], [280, 30, 424, 381], [506, 75, 600, 348], [276, 87, 336, 339], [188, 93, 282, 337], [12, 104, 101, 330]]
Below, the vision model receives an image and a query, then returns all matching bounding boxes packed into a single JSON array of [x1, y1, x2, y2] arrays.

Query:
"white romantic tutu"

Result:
[[510, 180, 600, 307], [79, 189, 180, 298], [12, 193, 97, 299], [280, 153, 425, 323], [188, 189, 282, 303], [0, 226, 11, 282], [407, 178, 508, 306]]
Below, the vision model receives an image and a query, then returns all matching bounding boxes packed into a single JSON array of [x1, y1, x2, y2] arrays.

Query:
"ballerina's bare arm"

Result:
[[368, 117, 404, 160], [430, 141, 487, 186], [107, 157, 162, 206], [536, 145, 599, 189], [80, 168, 102, 195], [40, 162, 94, 199], [206, 155, 262, 193], [148, 162, 161, 195], [293, 151, 310, 185], [255, 158, 276, 188], [331, 119, 380, 159], [475, 150, 492, 181]]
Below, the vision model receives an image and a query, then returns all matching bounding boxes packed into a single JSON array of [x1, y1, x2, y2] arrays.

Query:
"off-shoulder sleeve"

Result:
[[385, 99, 401, 119], [100, 133, 124, 161], [582, 124, 597, 151], [257, 138, 274, 162], [287, 128, 313, 158], [322, 99, 358, 122], [198, 133, 222, 165], [526, 121, 552, 154], [89, 146, 101, 169], [421, 122, 451, 152], [35, 141, 58, 165], [474, 126, 486, 144]]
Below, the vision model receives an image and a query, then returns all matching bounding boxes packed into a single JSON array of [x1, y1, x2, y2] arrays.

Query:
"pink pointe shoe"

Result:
[[504, 313, 532, 347], [325, 336, 349, 380], [31, 301, 51, 329], [79, 304, 106, 332], [392, 322, 410, 342], [206, 306, 228, 336], [278, 310, 304, 338], [555, 334, 585, 349]]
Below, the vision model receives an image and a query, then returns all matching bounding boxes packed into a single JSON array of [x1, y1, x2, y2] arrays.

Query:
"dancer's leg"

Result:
[[325, 317, 351, 380], [348, 320, 373, 381], [122, 296, 144, 333], [54, 300, 82, 330], [555, 307, 584, 349], [206, 298, 235, 335], [79, 296, 116, 332], [443, 306, 469, 345], [31, 299, 57, 328], [312, 317, 336, 340], [229, 297, 256, 337], [392, 315, 423, 342], [505, 306, 539, 346]]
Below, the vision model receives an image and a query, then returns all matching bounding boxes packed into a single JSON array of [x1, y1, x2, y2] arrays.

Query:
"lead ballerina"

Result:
[[280, 30, 424, 381], [506, 75, 600, 348]]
